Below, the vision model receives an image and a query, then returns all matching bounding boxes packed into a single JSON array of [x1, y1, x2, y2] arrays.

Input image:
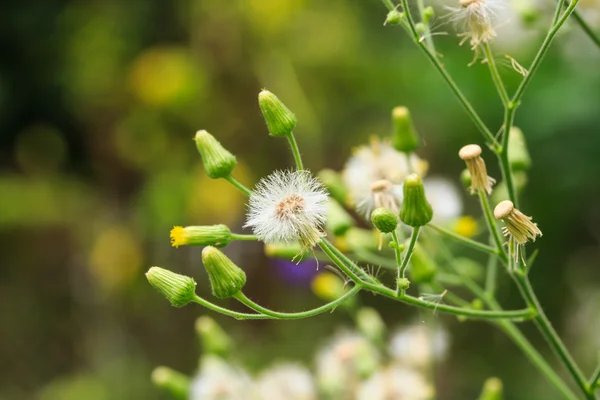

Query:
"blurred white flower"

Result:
[[254, 363, 316, 400], [423, 177, 463, 224], [448, 0, 502, 50], [316, 331, 380, 398], [190, 356, 253, 400], [245, 170, 328, 249], [389, 324, 450, 369], [357, 366, 434, 400], [342, 138, 427, 218]]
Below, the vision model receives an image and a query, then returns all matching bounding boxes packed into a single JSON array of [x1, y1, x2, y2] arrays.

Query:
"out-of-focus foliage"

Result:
[[1, 0, 600, 399]]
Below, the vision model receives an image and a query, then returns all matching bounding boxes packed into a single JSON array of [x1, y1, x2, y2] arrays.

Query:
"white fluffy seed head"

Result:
[[343, 138, 427, 218], [244, 170, 328, 249], [450, 0, 501, 49]]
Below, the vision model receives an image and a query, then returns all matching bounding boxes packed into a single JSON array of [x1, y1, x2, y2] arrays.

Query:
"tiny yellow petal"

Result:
[[170, 226, 186, 248]]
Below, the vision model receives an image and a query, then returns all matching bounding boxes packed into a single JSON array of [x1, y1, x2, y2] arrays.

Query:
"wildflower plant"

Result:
[[145, 0, 600, 398]]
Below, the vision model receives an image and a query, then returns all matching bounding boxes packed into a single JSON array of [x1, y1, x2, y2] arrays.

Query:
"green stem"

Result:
[[511, 269, 591, 399], [320, 239, 379, 284], [482, 43, 510, 106], [478, 189, 508, 263], [397, 226, 421, 296], [192, 295, 273, 320], [428, 224, 499, 256], [569, 7, 600, 50], [233, 285, 361, 319], [484, 251, 499, 297], [287, 133, 304, 170], [416, 0, 436, 53], [230, 233, 258, 241], [381, 0, 498, 146], [589, 363, 600, 390], [351, 248, 398, 270], [497, 104, 518, 207], [225, 175, 252, 196]]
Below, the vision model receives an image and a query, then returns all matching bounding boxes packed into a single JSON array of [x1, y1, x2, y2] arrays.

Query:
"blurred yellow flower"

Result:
[[246, 0, 305, 36], [311, 272, 346, 302], [89, 225, 143, 293], [453, 216, 478, 238]]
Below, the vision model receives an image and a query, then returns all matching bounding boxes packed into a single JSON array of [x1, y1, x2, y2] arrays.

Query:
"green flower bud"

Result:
[[399, 174, 433, 227], [201, 246, 246, 299], [423, 6, 435, 23], [391, 106, 420, 153], [508, 127, 531, 171], [327, 199, 355, 236], [258, 90, 297, 137], [318, 169, 349, 205], [409, 243, 436, 283], [151, 366, 190, 399], [195, 316, 233, 358], [471, 299, 484, 310], [397, 277, 411, 291], [264, 242, 307, 261], [514, 0, 539, 25], [415, 22, 427, 35], [194, 130, 237, 179], [385, 10, 404, 25], [370, 207, 398, 233], [170, 225, 232, 248], [146, 267, 196, 307], [356, 307, 386, 344], [460, 168, 472, 189], [477, 377, 503, 400]]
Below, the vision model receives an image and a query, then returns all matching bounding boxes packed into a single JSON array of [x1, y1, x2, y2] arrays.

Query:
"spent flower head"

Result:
[[245, 170, 328, 249], [449, 0, 501, 50], [459, 144, 495, 195], [494, 200, 542, 245]]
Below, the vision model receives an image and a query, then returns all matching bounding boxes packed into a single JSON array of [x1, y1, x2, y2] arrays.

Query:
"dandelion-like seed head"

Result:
[[343, 138, 427, 218], [245, 170, 328, 250], [494, 200, 542, 244], [459, 144, 495, 195], [451, 0, 500, 50]]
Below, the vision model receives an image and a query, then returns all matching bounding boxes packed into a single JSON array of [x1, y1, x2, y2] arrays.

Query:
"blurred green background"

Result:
[[1, 0, 600, 399]]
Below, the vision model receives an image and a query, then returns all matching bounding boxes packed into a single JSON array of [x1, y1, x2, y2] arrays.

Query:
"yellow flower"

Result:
[[454, 216, 478, 238]]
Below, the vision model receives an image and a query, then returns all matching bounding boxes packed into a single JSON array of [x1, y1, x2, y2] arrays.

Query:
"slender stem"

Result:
[[230, 233, 258, 241], [391, 229, 403, 281], [225, 175, 252, 196], [511, 269, 592, 399], [430, 282, 473, 308], [512, 0, 580, 105], [287, 133, 304, 170], [428, 224, 499, 256], [589, 363, 600, 390], [570, 7, 600, 50], [498, 105, 518, 207], [318, 240, 363, 283], [320, 239, 379, 283], [381, 0, 498, 146], [482, 43, 510, 106], [360, 280, 534, 320], [478, 189, 508, 263], [552, 0, 565, 27], [233, 285, 361, 319], [485, 251, 499, 296], [397, 226, 420, 296], [192, 295, 273, 320], [351, 248, 398, 270], [416, 0, 436, 53]]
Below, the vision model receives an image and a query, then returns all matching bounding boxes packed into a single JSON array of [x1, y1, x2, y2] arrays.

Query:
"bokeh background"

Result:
[[1, 0, 600, 399]]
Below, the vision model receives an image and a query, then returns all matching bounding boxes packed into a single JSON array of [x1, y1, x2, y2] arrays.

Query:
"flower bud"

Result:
[[327, 199, 355, 236], [409, 243, 436, 283], [201, 247, 247, 299], [258, 90, 297, 137], [423, 6, 435, 23], [151, 366, 190, 399], [170, 225, 232, 248], [194, 130, 237, 179], [356, 307, 386, 344], [460, 168, 472, 188], [477, 377, 503, 400], [195, 316, 233, 358], [264, 242, 307, 261], [370, 207, 398, 233], [391, 106, 419, 153], [508, 127, 531, 171], [318, 169, 349, 205], [397, 277, 411, 291], [385, 10, 404, 25], [146, 267, 196, 307], [459, 144, 495, 195], [399, 174, 433, 227]]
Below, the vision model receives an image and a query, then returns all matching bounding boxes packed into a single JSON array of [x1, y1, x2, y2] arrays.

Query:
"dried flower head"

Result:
[[343, 137, 427, 217], [459, 144, 495, 195], [450, 0, 500, 50], [245, 170, 328, 249], [494, 200, 542, 244]]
